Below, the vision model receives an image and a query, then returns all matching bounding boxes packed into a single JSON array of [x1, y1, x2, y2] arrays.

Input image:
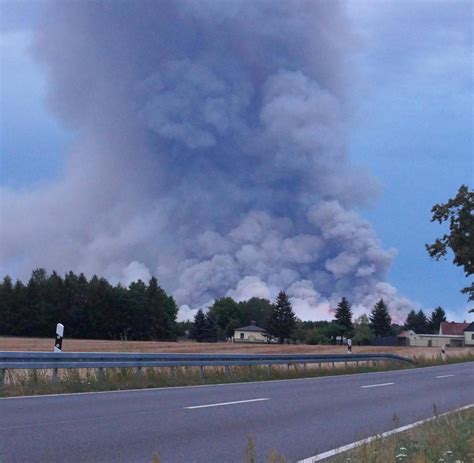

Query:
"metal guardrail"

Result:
[[0, 351, 412, 384]]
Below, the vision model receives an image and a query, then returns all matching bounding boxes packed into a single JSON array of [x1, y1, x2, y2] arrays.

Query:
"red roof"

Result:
[[439, 322, 470, 336]]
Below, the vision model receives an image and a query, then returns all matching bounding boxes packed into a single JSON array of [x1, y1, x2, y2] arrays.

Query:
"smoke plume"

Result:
[[0, 0, 414, 321]]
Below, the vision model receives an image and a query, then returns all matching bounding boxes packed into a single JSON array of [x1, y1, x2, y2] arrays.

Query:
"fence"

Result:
[[0, 351, 413, 384]]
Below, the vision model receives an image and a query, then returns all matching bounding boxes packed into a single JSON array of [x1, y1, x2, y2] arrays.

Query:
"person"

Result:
[[347, 338, 352, 353]]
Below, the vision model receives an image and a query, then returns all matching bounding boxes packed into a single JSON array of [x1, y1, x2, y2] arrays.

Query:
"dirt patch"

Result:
[[1, 336, 473, 359]]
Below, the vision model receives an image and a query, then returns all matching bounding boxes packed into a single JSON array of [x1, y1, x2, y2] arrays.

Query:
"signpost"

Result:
[[54, 323, 64, 353]]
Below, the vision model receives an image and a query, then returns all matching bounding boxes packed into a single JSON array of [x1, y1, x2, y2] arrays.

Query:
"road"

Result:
[[1, 362, 473, 462]]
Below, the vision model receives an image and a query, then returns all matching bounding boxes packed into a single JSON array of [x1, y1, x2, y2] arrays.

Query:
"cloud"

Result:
[[0, 0, 416, 321]]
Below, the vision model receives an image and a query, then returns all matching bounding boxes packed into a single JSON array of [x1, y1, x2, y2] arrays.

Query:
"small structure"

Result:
[[398, 329, 464, 347], [233, 322, 268, 343], [464, 322, 474, 346], [439, 322, 470, 336]]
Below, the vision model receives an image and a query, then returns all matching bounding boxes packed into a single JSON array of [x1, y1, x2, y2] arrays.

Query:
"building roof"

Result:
[[235, 325, 267, 333], [440, 322, 470, 336], [464, 322, 474, 332]]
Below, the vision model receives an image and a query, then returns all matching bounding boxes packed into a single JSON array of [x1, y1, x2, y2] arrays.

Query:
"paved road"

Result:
[[1, 362, 473, 462]]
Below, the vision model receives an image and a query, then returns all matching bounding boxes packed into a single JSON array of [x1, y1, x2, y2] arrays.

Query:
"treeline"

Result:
[[189, 291, 296, 343], [187, 296, 448, 345], [0, 269, 449, 345], [0, 269, 178, 340]]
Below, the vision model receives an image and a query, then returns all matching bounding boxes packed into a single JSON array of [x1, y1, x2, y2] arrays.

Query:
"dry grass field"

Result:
[[1, 336, 473, 359]]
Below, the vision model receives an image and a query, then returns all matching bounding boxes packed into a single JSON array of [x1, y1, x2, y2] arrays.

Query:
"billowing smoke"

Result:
[[0, 0, 414, 321]]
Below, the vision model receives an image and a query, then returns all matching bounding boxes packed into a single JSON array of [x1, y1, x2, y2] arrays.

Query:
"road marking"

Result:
[[185, 398, 269, 409], [361, 382, 394, 389], [298, 403, 474, 462], [436, 374, 454, 379]]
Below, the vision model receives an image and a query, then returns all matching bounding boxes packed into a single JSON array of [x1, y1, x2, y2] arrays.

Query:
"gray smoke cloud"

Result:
[[0, 0, 415, 321]]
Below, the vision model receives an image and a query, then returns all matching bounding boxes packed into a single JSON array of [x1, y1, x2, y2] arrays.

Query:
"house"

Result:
[[464, 322, 474, 346], [233, 322, 268, 343], [439, 322, 470, 336], [398, 329, 464, 347]]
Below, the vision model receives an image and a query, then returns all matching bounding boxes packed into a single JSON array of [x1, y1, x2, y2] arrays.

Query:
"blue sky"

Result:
[[0, 1, 472, 322]]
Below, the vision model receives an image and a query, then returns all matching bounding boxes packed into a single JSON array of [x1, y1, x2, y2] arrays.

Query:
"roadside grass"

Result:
[[1, 352, 473, 398], [237, 406, 474, 463], [326, 406, 474, 463]]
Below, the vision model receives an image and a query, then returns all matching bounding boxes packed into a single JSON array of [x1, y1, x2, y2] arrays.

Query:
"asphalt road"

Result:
[[1, 362, 473, 462]]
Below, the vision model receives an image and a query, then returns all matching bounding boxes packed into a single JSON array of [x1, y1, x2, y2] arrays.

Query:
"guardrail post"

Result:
[[97, 367, 104, 381], [171, 366, 177, 380], [303, 363, 307, 373], [199, 365, 205, 380], [135, 366, 142, 376], [0, 368, 5, 386], [52, 368, 58, 384], [332, 361, 335, 370], [268, 364, 272, 374], [224, 366, 230, 377]]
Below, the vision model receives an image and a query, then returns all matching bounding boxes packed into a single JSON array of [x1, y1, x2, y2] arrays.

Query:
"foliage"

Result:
[[0, 269, 178, 341], [369, 299, 393, 337], [333, 297, 354, 342], [405, 309, 430, 334], [190, 309, 207, 342], [429, 306, 447, 334], [190, 309, 219, 342], [207, 296, 273, 340], [268, 291, 296, 343], [353, 315, 375, 345], [426, 185, 474, 306]]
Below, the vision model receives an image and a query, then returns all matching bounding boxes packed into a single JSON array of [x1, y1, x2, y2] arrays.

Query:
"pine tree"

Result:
[[369, 299, 392, 337], [334, 297, 353, 342], [191, 309, 207, 342], [405, 309, 429, 334], [429, 307, 446, 334], [415, 310, 429, 334], [203, 311, 218, 342], [269, 291, 296, 344], [405, 310, 417, 331]]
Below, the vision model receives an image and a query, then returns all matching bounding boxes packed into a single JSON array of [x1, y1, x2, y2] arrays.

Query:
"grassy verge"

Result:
[[236, 406, 474, 463], [1, 353, 473, 398], [326, 406, 474, 463]]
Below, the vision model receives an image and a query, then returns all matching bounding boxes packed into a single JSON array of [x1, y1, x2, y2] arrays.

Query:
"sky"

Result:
[[0, 0, 472, 323]]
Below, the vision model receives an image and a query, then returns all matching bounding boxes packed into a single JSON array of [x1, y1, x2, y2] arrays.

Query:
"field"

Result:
[[1, 336, 474, 359]]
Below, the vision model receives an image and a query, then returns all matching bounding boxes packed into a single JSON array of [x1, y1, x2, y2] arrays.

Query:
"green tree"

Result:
[[353, 318, 375, 345], [269, 291, 296, 344], [238, 297, 273, 329], [334, 297, 353, 343], [429, 306, 446, 334], [369, 299, 393, 337], [209, 297, 241, 332], [0, 276, 14, 335], [191, 309, 207, 342], [405, 309, 429, 334], [225, 318, 241, 339], [203, 311, 219, 342], [426, 185, 474, 308]]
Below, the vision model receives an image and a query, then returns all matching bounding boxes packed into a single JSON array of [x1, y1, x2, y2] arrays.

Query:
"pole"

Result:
[[54, 323, 64, 353]]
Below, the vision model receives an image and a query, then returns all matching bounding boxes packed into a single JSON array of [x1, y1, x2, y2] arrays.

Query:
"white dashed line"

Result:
[[184, 398, 269, 409], [436, 374, 454, 379], [361, 382, 394, 389]]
